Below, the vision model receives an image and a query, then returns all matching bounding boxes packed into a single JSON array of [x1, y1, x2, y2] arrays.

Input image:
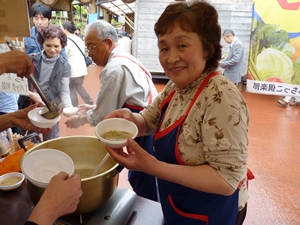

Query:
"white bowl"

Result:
[[28, 107, 61, 128], [63, 107, 78, 116], [0, 172, 25, 191], [21, 148, 74, 188], [95, 118, 138, 148]]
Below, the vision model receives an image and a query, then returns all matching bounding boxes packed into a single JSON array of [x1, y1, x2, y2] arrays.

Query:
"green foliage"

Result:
[[51, 7, 88, 33], [111, 19, 124, 27], [248, 18, 294, 81], [256, 48, 294, 83], [251, 20, 290, 57], [277, 43, 296, 58], [292, 57, 300, 84], [73, 5, 88, 18]]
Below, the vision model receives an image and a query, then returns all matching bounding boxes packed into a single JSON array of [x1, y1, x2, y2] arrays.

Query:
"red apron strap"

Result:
[[238, 168, 255, 189], [123, 102, 144, 111], [185, 71, 219, 115], [246, 168, 255, 188]]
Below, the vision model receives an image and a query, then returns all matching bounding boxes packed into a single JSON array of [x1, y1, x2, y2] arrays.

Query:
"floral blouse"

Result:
[[140, 71, 250, 210]]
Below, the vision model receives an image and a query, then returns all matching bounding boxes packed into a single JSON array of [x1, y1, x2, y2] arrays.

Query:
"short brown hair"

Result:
[[37, 25, 68, 48], [154, 0, 222, 73]]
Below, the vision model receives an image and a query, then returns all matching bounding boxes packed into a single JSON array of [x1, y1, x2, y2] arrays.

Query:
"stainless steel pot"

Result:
[[20, 136, 121, 215]]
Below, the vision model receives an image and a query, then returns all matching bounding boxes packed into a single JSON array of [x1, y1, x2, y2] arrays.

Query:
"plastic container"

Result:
[[0, 131, 10, 157]]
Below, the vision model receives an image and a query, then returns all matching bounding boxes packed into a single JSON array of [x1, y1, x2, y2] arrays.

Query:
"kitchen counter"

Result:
[[0, 182, 164, 225]]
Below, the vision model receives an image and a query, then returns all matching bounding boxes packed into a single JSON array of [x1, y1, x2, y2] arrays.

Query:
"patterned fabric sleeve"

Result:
[[197, 77, 249, 189]]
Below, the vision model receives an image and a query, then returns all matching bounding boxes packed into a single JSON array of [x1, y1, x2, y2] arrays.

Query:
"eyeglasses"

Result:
[[33, 16, 47, 22], [86, 39, 106, 54]]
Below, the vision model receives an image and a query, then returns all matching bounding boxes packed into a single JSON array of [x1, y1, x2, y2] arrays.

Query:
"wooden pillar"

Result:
[[90, 0, 97, 14], [68, 0, 73, 21]]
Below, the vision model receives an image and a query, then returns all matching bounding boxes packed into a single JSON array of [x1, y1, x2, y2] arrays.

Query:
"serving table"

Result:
[[0, 182, 164, 225]]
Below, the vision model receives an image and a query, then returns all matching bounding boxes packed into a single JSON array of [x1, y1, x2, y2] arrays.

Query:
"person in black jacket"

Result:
[[75, 27, 84, 40]]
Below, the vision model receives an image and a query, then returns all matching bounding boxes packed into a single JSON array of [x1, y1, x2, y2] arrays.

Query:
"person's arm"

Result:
[[0, 104, 39, 132], [107, 138, 235, 196], [60, 61, 73, 108], [60, 77, 73, 108], [219, 42, 244, 68], [26, 172, 82, 225], [28, 91, 45, 106], [87, 74, 123, 126], [0, 50, 33, 78], [106, 80, 248, 196], [65, 104, 95, 128]]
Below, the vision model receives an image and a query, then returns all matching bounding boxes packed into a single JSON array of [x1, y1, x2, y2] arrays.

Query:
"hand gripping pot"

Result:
[[20, 136, 123, 215]]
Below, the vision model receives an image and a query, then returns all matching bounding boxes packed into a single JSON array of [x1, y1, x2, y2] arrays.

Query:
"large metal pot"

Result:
[[20, 135, 120, 215]]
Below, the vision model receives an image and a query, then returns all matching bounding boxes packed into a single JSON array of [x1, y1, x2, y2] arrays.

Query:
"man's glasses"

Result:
[[86, 39, 106, 54], [33, 16, 47, 22]]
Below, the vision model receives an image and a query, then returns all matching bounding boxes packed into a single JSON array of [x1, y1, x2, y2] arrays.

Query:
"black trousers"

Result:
[[69, 76, 92, 107], [236, 204, 247, 225]]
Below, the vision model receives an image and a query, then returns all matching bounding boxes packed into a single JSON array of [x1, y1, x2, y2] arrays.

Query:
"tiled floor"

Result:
[[59, 65, 300, 225]]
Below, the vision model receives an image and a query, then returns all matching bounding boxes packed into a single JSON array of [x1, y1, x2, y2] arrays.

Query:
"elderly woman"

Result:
[[18, 25, 72, 141], [104, 1, 250, 225]]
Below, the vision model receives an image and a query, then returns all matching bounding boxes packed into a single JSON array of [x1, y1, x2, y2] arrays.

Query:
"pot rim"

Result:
[[20, 135, 120, 181]]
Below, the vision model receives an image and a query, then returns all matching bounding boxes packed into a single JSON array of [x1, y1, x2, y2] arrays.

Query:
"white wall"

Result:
[[134, 0, 253, 76]]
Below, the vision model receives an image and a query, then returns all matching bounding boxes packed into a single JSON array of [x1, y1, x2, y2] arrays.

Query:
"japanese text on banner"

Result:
[[247, 80, 300, 97]]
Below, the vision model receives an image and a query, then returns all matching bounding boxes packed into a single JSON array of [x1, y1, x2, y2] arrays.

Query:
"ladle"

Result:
[[28, 74, 63, 119], [91, 153, 110, 176]]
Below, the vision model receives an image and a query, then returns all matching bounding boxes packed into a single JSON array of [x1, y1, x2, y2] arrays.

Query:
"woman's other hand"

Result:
[[104, 108, 133, 121], [106, 138, 157, 173]]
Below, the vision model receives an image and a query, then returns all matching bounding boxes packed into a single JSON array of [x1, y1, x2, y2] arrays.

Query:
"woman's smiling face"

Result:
[[158, 25, 208, 89], [43, 37, 62, 58]]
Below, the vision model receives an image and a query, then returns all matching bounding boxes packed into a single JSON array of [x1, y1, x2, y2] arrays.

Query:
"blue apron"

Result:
[[154, 72, 238, 225], [117, 55, 158, 201], [123, 103, 158, 201]]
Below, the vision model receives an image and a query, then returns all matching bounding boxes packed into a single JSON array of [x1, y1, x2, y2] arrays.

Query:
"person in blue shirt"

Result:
[[0, 92, 19, 133], [24, 2, 67, 59]]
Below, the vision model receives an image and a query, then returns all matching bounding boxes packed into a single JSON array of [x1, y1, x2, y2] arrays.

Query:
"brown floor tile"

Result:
[[243, 92, 300, 225]]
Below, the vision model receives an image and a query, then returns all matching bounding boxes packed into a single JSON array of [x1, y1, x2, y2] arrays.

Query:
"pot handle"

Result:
[[116, 165, 124, 173], [18, 133, 42, 151], [107, 165, 125, 178]]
